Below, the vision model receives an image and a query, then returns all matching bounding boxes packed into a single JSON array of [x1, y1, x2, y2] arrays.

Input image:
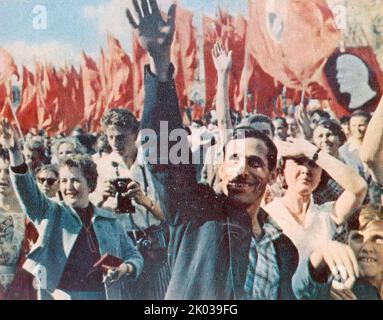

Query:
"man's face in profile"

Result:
[[336, 55, 364, 94]]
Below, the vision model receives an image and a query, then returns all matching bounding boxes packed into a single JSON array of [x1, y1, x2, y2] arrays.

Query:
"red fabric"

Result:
[[0, 81, 14, 123], [0, 48, 19, 83], [238, 53, 282, 116], [319, 47, 383, 118], [16, 66, 39, 133], [106, 35, 134, 111], [247, 0, 340, 89], [0, 48, 19, 124], [172, 6, 198, 109], [56, 66, 84, 134], [81, 51, 105, 132], [191, 104, 204, 121], [33, 63, 61, 135], [203, 11, 248, 112]]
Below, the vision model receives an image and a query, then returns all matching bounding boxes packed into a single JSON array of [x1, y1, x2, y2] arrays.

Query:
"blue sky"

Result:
[[0, 0, 247, 70]]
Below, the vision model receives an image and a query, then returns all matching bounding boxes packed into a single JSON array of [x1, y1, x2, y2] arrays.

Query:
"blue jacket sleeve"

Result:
[[10, 168, 55, 225], [140, 64, 198, 224], [292, 257, 332, 300], [118, 223, 144, 280]]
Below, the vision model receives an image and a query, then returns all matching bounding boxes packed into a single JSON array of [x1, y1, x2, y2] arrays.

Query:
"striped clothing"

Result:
[[244, 216, 282, 300]]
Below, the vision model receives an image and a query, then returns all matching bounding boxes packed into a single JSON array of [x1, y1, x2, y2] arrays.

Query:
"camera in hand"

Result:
[[111, 178, 136, 214]]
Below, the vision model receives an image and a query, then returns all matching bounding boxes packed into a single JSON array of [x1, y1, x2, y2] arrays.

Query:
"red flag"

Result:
[[320, 47, 383, 118], [81, 51, 104, 132], [0, 81, 14, 123], [17, 66, 39, 133], [0, 48, 19, 124], [172, 6, 198, 108], [56, 65, 84, 134], [203, 11, 247, 112], [248, 0, 340, 89], [0, 48, 20, 83], [106, 35, 134, 111], [238, 51, 282, 116], [38, 63, 61, 134]]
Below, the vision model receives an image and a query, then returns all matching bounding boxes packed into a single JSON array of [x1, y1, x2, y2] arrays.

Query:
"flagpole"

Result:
[[8, 80, 25, 142]]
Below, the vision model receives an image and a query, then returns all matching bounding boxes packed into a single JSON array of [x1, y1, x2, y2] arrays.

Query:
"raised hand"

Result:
[[275, 138, 318, 160], [310, 241, 359, 290], [126, 0, 176, 59], [0, 119, 19, 150], [295, 104, 313, 140], [212, 42, 232, 75]]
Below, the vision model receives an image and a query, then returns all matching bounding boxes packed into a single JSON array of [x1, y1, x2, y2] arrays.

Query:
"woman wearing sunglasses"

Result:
[[36, 165, 61, 201], [263, 138, 367, 261]]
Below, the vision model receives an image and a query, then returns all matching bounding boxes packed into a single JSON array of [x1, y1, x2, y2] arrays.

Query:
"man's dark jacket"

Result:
[[140, 65, 299, 300]]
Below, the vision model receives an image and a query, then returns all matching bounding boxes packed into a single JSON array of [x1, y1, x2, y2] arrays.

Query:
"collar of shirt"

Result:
[[255, 208, 283, 246]]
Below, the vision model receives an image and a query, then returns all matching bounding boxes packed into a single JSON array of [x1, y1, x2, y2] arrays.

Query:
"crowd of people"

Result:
[[0, 0, 382, 300]]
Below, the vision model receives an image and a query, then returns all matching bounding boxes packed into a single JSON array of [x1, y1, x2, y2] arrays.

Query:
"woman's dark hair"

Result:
[[35, 164, 59, 180], [314, 119, 347, 146], [59, 154, 98, 193], [278, 157, 329, 191]]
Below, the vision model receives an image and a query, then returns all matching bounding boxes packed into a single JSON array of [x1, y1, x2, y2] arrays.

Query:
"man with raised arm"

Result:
[[126, 0, 323, 300]]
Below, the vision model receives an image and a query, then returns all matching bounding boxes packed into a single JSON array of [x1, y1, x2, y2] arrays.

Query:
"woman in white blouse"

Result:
[[264, 139, 367, 260]]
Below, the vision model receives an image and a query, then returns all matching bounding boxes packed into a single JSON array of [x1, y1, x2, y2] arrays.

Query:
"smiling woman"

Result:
[[0, 119, 144, 300], [264, 138, 367, 260]]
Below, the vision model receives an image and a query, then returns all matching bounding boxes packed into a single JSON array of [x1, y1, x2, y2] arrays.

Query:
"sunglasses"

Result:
[[37, 177, 57, 186]]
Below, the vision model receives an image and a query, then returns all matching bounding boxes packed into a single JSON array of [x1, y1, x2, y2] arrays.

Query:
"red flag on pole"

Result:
[[81, 51, 105, 132], [203, 11, 248, 112], [17, 66, 39, 133], [247, 0, 340, 89], [0, 48, 20, 83], [0, 81, 14, 123], [0, 48, 19, 124], [106, 35, 134, 111], [172, 6, 198, 109], [56, 65, 84, 134]]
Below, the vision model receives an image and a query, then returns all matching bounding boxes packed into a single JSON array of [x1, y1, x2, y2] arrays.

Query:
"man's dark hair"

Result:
[[237, 114, 275, 137], [309, 110, 331, 120], [350, 110, 371, 123], [315, 119, 347, 145], [339, 115, 350, 125], [223, 126, 278, 171], [273, 117, 288, 127], [102, 109, 139, 133]]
